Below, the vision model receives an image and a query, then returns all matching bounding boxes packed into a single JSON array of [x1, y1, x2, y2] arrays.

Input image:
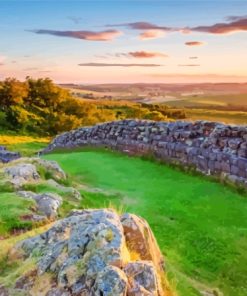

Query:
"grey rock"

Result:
[[18, 191, 62, 219], [124, 261, 159, 296], [4, 163, 40, 188], [93, 266, 128, 296], [14, 209, 164, 296]]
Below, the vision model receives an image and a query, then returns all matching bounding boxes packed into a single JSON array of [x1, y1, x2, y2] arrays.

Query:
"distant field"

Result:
[[62, 83, 247, 124], [186, 109, 247, 125], [44, 149, 247, 296], [166, 94, 247, 109]]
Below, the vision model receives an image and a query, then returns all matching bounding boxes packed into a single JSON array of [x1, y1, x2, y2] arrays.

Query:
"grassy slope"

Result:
[[186, 109, 247, 125], [166, 94, 247, 108], [44, 150, 247, 296], [0, 135, 49, 156], [166, 94, 247, 124], [0, 193, 35, 236]]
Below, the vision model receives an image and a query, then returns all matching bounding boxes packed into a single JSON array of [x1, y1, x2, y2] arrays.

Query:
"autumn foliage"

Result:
[[0, 77, 186, 135]]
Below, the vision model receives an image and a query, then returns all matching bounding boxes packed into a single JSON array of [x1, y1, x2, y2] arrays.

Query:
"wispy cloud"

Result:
[[30, 29, 122, 41], [108, 21, 174, 31], [78, 62, 161, 67], [178, 64, 200, 67], [116, 51, 168, 58], [107, 22, 173, 40], [225, 15, 247, 22], [191, 17, 247, 34], [189, 56, 198, 59], [185, 41, 204, 46], [67, 16, 83, 24], [108, 16, 247, 37]]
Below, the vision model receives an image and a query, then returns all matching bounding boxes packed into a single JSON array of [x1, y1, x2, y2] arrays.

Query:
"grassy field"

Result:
[[44, 149, 247, 296], [166, 94, 247, 108], [0, 192, 35, 237], [0, 135, 49, 156], [186, 109, 247, 125]]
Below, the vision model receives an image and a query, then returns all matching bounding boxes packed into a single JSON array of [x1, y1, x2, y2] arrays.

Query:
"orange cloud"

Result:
[[139, 29, 166, 40], [185, 41, 205, 46], [78, 62, 161, 67], [116, 51, 168, 58], [30, 29, 122, 41], [107, 22, 172, 39]]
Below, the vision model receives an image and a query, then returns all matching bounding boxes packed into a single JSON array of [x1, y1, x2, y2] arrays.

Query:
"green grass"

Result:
[[0, 133, 49, 156], [0, 193, 35, 236], [5, 142, 48, 157], [44, 149, 247, 296]]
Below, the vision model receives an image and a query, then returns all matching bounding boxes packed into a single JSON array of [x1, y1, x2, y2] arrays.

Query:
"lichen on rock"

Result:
[[8, 209, 166, 296]]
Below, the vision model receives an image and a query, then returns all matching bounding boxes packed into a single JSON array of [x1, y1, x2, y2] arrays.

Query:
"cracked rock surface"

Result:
[[10, 209, 165, 296]]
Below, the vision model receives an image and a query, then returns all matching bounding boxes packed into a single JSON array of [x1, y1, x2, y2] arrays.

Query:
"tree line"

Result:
[[0, 77, 186, 136]]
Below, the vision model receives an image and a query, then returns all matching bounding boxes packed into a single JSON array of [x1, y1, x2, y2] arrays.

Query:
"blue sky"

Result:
[[0, 0, 247, 83]]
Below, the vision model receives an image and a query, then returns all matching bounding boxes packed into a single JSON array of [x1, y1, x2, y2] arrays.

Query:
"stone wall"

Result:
[[43, 120, 247, 188], [0, 145, 20, 163]]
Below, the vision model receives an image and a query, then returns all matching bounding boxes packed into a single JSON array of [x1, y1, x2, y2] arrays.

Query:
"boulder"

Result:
[[2, 157, 67, 188], [9, 209, 165, 296], [32, 158, 66, 180], [47, 179, 81, 200], [18, 191, 62, 219], [4, 163, 40, 188]]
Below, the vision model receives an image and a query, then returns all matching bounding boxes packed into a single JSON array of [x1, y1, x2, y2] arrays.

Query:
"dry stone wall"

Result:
[[43, 120, 247, 188]]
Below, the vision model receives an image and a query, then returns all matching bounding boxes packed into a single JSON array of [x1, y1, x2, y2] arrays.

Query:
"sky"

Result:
[[0, 0, 247, 84]]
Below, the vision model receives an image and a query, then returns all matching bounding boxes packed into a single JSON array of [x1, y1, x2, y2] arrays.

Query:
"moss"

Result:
[[105, 229, 114, 242]]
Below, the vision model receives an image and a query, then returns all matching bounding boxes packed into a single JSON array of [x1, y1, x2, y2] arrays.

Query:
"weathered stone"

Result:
[[4, 163, 40, 187], [121, 213, 164, 273], [12, 209, 164, 296], [124, 261, 161, 296], [93, 266, 128, 296], [18, 191, 62, 219]]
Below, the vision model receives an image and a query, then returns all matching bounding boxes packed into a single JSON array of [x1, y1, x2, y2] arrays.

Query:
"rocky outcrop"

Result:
[[3, 157, 67, 188], [43, 119, 247, 188], [9, 209, 166, 296], [4, 163, 40, 188], [18, 191, 62, 219], [0, 145, 20, 163], [0, 157, 70, 223]]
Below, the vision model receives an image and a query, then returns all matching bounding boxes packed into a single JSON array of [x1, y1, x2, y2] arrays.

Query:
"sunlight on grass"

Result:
[[0, 135, 49, 145], [0, 135, 50, 156], [0, 223, 53, 261], [44, 149, 247, 296]]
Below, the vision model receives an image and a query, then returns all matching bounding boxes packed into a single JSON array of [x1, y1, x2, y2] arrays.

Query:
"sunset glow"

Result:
[[0, 1, 247, 83]]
